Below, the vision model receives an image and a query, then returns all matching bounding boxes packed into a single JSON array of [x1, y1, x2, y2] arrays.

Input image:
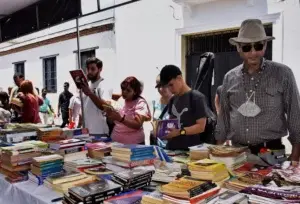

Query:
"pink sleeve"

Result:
[[135, 99, 151, 121]]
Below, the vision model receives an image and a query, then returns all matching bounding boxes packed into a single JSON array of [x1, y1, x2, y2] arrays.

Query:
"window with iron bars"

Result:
[[43, 57, 57, 93]]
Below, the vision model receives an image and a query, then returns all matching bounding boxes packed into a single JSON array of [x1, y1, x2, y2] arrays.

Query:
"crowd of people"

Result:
[[0, 19, 299, 163]]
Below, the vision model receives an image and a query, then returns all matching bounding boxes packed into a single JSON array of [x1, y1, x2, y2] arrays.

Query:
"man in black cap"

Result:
[[159, 65, 215, 150]]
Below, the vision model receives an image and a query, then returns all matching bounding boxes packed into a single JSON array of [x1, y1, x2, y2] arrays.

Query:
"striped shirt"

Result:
[[215, 59, 300, 146]]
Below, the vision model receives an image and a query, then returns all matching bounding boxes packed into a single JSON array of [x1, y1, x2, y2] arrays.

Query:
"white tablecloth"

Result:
[[0, 174, 62, 204]]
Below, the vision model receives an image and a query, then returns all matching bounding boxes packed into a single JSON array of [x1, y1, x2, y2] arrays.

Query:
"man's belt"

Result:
[[248, 139, 285, 155]]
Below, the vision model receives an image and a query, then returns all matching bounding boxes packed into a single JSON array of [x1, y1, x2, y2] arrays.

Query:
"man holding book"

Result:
[[159, 65, 215, 150], [80, 57, 112, 138]]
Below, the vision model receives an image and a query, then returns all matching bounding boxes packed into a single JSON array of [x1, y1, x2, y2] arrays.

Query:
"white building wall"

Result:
[[113, 0, 182, 101], [0, 30, 116, 111]]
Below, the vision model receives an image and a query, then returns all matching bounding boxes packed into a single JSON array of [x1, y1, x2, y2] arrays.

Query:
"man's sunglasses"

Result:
[[241, 43, 264, 52]]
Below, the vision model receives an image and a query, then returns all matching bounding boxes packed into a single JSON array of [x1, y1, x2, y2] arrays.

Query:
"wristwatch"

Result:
[[180, 128, 186, 136]]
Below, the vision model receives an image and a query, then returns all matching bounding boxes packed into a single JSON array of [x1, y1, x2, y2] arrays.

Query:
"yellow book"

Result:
[[188, 158, 227, 172]]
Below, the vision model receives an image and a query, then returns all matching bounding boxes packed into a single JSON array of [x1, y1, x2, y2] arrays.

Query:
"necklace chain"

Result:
[[242, 60, 266, 98]]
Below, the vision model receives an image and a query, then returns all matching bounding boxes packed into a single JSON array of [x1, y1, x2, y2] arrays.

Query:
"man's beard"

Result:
[[87, 73, 99, 82]]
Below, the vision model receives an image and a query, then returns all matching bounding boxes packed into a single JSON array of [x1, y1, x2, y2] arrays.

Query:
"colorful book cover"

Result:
[[69, 69, 88, 89], [69, 179, 122, 200], [156, 119, 179, 138]]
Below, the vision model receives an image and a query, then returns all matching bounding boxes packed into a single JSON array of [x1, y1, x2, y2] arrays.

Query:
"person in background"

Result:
[[107, 76, 151, 144], [36, 88, 40, 95], [57, 82, 73, 128], [159, 65, 215, 150], [214, 85, 222, 115], [39, 88, 55, 125], [9, 73, 25, 102], [152, 75, 172, 120], [8, 87, 13, 96], [80, 57, 113, 139], [9, 73, 39, 123], [69, 90, 82, 128], [0, 92, 11, 123], [18, 80, 43, 124]]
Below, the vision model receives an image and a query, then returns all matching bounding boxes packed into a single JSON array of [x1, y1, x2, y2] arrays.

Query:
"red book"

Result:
[[69, 69, 88, 89]]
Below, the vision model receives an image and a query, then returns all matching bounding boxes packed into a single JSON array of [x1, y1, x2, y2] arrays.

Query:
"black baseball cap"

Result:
[[155, 75, 161, 88], [159, 65, 182, 86]]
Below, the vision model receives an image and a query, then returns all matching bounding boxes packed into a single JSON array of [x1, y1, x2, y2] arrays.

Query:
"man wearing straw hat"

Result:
[[216, 19, 300, 164]]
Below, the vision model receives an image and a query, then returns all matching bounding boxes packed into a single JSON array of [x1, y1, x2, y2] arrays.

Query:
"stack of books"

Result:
[[1, 142, 43, 174], [152, 162, 181, 183], [111, 167, 155, 191], [208, 145, 247, 170], [103, 156, 155, 169], [233, 162, 272, 179], [29, 154, 64, 185], [202, 190, 248, 204], [188, 159, 230, 182], [62, 128, 90, 140], [64, 158, 103, 172], [0, 167, 28, 183], [111, 144, 155, 165], [189, 144, 212, 161], [37, 127, 64, 142], [224, 174, 262, 192], [44, 171, 96, 193], [48, 139, 87, 160], [64, 179, 123, 204], [141, 191, 164, 204], [160, 177, 220, 204], [0, 128, 37, 143], [104, 190, 149, 204], [86, 142, 111, 159], [84, 164, 114, 176]]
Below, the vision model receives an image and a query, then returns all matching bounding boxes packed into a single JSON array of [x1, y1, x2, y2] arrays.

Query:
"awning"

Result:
[[0, 0, 40, 19]]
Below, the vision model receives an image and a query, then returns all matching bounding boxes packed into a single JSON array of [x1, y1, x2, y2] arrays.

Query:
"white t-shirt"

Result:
[[69, 95, 81, 125], [83, 78, 112, 135]]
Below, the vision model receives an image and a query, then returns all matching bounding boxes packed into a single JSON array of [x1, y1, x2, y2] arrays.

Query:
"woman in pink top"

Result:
[[107, 77, 151, 144]]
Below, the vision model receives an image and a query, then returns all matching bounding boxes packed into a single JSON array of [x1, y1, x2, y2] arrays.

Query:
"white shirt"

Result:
[[69, 95, 81, 124], [83, 78, 112, 135]]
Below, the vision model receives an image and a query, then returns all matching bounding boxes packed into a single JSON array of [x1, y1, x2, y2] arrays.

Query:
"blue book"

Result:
[[129, 155, 156, 161], [112, 144, 154, 153]]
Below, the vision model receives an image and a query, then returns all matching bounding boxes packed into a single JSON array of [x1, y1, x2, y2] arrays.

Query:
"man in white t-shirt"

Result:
[[81, 57, 112, 138], [69, 91, 82, 128]]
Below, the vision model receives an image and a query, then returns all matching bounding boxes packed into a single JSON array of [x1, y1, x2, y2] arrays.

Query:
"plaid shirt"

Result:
[[215, 59, 300, 146]]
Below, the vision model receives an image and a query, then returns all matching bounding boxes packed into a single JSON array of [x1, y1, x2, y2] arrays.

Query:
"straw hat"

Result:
[[229, 19, 275, 45]]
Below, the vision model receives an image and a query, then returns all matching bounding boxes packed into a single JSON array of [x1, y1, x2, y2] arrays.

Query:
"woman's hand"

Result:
[[17, 92, 25, 99], [106, 110, 122, 122]]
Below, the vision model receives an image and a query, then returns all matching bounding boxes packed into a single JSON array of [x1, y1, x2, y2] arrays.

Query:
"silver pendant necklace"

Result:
[[238, 91, 261, 117], [237, 60, 265, 118]]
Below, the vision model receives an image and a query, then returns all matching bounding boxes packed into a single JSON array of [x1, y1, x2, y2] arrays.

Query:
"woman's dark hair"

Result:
[[121, 76, 142, 100], [0, 92, 9, 110]]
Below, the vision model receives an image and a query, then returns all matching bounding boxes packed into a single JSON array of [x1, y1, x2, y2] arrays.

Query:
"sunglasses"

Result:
[[241, 42, 264, 52]]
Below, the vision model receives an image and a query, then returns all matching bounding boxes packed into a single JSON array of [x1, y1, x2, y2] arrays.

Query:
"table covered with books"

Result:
[[0, 123, 300, 204]]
